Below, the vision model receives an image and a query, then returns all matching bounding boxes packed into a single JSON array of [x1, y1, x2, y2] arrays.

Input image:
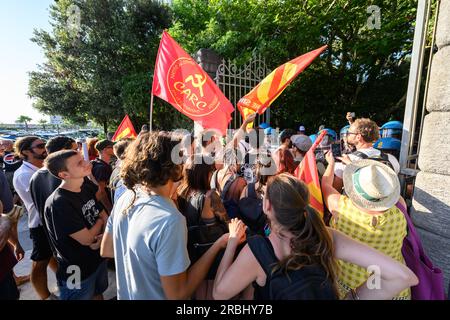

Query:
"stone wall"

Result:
[[411, 0, 450, 296]]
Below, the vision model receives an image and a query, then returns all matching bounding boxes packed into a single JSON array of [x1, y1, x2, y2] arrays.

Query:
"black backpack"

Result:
[[238, 183, 267, 235], [179, 193, 228, 279], [247, 235, 337, 300], [211, 170, 241, 219], [352, 150, 395, 171]]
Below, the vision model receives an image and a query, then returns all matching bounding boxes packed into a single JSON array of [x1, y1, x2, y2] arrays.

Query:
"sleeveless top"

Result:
[[330, 195, 411, 299], [250, 236, 274, 300]]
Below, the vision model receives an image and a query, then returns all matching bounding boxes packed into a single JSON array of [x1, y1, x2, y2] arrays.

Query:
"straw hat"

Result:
[[343, 159, 400, 211]]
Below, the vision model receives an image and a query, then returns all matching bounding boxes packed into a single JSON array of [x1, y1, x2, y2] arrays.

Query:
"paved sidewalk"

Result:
[[14, 213, 117, 300]]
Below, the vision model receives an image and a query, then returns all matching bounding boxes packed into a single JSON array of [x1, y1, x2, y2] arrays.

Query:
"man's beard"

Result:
[[344, 140, 356, 153], [346, 138, 356, 148], [33, 151, 47, 160]]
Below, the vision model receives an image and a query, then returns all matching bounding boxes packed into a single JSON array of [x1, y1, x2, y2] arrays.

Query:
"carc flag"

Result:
[[112, 115, 137, 142], [152, 31, 234, 135], [294, 130, 327, 218], [237, 45, 327, 123]]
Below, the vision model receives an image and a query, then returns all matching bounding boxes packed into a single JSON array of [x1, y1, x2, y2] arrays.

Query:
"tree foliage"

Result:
[[28, 0, 176, 134], [29, 0, 418, 133], [16, 115, 33, 131], [169, 0, 417, 131]]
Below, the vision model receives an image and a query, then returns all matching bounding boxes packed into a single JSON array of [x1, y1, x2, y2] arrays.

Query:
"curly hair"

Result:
[[265, 173, 338, 295], [113, 138, 133, 160], [352, 118, 380, 143], [120, 131, 182, 190]]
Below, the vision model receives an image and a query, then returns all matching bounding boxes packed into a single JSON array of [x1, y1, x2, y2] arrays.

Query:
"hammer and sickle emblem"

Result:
[[185, 74, 207, 97]]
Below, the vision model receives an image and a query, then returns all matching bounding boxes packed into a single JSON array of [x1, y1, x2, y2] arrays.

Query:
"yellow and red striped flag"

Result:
[[237, 45, 327, 124], [294, 130, 327, 218], [112, 115, 137, 142]]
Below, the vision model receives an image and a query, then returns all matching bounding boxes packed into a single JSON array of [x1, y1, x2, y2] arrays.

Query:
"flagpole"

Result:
[[149, 92, 154, 132]]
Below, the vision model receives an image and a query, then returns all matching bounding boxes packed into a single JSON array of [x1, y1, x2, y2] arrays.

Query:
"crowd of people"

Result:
[[0, 112, 421, 300]]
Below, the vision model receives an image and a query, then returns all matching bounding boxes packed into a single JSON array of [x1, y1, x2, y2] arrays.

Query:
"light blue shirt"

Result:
[[106, 189, 190, 300], [113, 180, 127, 203]]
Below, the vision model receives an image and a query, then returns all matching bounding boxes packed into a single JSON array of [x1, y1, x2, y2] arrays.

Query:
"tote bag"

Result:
[[396, 202, 445, 300]]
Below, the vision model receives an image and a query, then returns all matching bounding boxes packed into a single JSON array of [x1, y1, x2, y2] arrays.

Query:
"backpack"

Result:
[[180, 192, 228, 278], [211, 170, 240, 219], [352, 150, 395, 171], [247, 235, 337, 300], [238, 183, 267, 235]]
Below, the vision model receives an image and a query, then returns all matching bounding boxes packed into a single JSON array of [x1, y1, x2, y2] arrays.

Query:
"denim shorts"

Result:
[[57, 261, 108, 300]]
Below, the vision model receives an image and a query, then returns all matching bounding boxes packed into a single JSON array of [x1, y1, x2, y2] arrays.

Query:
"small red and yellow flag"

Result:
[[237, 45, 327, 123], [112, 115, 137, 142], [294, 130, 327, 218]]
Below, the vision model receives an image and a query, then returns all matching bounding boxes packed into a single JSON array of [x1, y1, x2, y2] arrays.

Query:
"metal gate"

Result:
[[215, 54, 270, 129]]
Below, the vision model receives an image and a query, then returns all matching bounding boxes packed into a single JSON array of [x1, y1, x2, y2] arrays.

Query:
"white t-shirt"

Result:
[[334, 148, 400, 179], [13, 161, 41, 228]]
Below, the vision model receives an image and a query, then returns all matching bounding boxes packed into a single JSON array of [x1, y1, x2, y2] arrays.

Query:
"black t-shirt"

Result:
[[30, 168, 61, 222], [44, 186, 104, 281], [1, 152, 22, 173], [0, 170, 13, 213], [31, 171, 99, 223]]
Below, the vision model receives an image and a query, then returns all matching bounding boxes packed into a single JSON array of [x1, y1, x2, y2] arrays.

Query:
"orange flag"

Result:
[[237, 45, 327, 123], [112, 115, 137, 142], [294, 130, 327, 218], [152, 31, 234, 135]]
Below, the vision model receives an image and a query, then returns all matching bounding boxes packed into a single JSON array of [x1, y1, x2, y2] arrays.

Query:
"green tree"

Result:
[[28, 0, 420, 133], [28, 0, 174, 134], [16, 115, 32, 131], [169, 0, 418, 131]]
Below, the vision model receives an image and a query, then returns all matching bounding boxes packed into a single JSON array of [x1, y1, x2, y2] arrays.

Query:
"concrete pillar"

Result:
[[195, 48, 222, 80], [194, 49, 223, 133], [411, 0, 450, 295]]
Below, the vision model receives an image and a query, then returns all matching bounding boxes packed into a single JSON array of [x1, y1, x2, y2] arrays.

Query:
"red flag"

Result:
[[237, 46, 327, 123], [112, 115, 137, 142], [152, 31, 234, 135], [294, 130, 327, 218]]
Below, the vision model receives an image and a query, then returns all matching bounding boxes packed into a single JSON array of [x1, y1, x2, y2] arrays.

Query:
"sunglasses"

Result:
[[31, 143, 46, 150]]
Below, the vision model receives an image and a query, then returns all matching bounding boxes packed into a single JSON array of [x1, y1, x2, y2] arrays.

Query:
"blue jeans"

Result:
[[58, 261, 108, 300]]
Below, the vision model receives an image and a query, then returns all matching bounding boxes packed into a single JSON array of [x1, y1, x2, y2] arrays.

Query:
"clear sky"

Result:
[[0, 0, 54, 124]]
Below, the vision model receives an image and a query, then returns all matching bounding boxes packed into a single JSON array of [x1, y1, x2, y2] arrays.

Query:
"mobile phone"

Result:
[[314, 147, 325, 162], [331, 142, 342, 158]]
